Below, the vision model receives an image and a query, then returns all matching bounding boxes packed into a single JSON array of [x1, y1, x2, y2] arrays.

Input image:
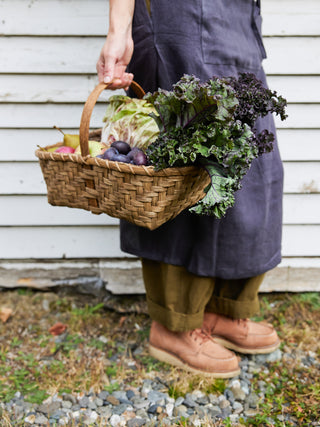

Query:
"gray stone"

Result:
[[247, 392, 260, 409], [208, 394, 219, 405], [229, 414, 240, 423], [127, 418, 146, 427], [98, 390, 110, 400], [147, 404, 158, 414], [240, 380, 250, 395], [113, 391, 128, 400], [61, 401, 72, 410], [135, 409, 149, 418], [110, 413, 122, 426], [37, 401, 61, 416], [244, 408, 260, 417], [96, 406, 112, 418], [230, 386, 246, 401], [78, 397, 89, 408], [24, 414, 36, 424], [195, 406, 207, 418], [34, 414, 49, 424], [195, 396, 209, 405], [119, 398, 134, 405], [94, 398, 103, 407], [183, 396, 196, 408], [112, 403, 129, 415], [219, 399, 230, 409], [132, 398, 149, 410], [173, 404, 188, 418], [49, 410, 65, 420], [148, 390, 167, 404], [126, 390, 136, 400], [221, 407, 232, 418], [88, 401, 97, 410], [255, 349, 282, 364], [233, 402, 244, 414], [174, 396, 184, 407], [224, 389, 235, 404]]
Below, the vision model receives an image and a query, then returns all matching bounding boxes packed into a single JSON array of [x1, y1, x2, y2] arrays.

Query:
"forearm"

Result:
[[108, 0, 135, 36]]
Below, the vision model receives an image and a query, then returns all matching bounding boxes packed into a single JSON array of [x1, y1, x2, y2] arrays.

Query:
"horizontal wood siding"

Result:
[[0, 0, 319, 282]]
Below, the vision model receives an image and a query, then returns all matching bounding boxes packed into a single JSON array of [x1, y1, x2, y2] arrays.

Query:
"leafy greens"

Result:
[[145, 73, 287, 218], [101, 95, 159, 150]]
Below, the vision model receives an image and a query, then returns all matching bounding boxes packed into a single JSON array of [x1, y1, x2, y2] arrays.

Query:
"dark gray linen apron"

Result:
[[121, 0, 284, 279]]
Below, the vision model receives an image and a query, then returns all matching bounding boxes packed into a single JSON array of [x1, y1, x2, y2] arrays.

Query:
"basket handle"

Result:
[[79, 81, 146, 157]]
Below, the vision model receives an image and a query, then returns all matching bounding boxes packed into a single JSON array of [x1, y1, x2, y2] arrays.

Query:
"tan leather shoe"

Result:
[[148, 321, 240, 378], [203, 312, 280, 355]]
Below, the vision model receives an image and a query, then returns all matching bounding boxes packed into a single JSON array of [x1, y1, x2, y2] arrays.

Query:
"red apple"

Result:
[[55, 146, 75, 154]]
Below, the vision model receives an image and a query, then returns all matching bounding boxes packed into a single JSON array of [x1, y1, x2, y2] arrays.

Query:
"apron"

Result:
[[121, 0, 284, 280]]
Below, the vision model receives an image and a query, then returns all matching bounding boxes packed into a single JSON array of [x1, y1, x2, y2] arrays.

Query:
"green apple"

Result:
[[74, 141, 107, 157]]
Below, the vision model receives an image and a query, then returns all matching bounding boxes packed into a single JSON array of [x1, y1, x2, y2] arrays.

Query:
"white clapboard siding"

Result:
[[1, 0, 319, 37], [0, 74, 125, 103], [1, 129, 320, 162], [282, 225, 320, 257], [0, 103, 317, 129], [0, 225, 318, 259], [0, 226, 124, 259], [0, 104, 107, 128], [266, 76, 320, 103], [0, 0, 109, 36], [1, 161, 319, 195], [1, 194, 319, 226], [262, 0, 320, 36], [1, 37, 320, 75], [0, 195, 117, 226], [1, 74, 319, 104], [277, 130, 320, 161]]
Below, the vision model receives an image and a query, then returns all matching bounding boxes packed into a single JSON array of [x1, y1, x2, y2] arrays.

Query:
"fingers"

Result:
[[96, 35, 134, 89]]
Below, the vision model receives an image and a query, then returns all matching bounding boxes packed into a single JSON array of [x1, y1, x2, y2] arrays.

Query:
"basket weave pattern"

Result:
[[35, 82, 209, 230]]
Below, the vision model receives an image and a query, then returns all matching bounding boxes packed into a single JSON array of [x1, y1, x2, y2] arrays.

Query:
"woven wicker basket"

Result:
[[35, 81, 209, 230]]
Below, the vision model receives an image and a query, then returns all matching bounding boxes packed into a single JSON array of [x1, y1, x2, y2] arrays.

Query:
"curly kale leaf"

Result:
[[189, 160, 240, 218], [145, 73, 287, 217], [225, 73, 288, 128], [145, 74, 239, 132]]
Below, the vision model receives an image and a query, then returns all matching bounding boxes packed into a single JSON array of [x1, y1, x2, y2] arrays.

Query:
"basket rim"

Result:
[[35, 144, 202, 177]]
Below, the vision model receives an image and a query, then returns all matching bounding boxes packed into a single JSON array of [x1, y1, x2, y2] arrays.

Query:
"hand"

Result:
[[96, 32, 134, 90]]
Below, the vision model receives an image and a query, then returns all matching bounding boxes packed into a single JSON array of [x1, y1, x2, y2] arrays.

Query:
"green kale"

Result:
[[145, 73, 287, 218]]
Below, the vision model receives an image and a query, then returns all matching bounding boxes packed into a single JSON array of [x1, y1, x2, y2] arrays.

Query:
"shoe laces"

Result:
[[189, 328, 211, 345]]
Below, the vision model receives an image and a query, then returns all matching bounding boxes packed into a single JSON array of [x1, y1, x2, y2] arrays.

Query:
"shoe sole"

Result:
[[149, 344, 240, 378], [212, 337, 281, 355]]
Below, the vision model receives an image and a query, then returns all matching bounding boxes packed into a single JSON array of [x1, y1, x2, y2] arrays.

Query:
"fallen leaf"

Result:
[[49, 322, 67, 336], [0, 307, 13, 323], [119, 316, 127, 327]]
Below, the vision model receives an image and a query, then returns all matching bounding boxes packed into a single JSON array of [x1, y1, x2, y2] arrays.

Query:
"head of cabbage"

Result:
[[101, 95, 159, 151]]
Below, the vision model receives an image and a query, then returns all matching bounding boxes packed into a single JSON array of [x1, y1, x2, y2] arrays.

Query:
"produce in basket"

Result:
[[101, 95, 159, 150], [145, 73, 287, 218]]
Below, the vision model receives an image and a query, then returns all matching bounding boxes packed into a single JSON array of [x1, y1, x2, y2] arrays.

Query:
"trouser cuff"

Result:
[[205, 295, 260, 319], [146, 296, 204, 332]]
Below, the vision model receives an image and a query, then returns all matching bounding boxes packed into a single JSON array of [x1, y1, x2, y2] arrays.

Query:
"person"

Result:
[[96, 0, 283, 378]]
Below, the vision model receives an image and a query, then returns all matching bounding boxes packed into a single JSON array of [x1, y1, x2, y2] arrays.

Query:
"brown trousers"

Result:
[[142, 258, 265, 332]]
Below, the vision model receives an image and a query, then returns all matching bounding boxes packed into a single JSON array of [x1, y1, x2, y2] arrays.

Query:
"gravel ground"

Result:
[[2, 348, 320, 426]]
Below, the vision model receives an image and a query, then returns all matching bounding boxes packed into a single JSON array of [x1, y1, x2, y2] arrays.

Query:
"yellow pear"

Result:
[[63, 134, 80, 149], [53, 126, 80, 149]]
